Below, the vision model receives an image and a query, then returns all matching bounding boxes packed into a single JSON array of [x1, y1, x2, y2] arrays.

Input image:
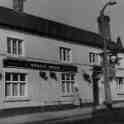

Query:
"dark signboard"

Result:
[[3, 59, 77, 72]]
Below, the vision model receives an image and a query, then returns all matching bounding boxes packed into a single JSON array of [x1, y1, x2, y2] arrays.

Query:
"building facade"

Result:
[[0, 6, 122, 109]]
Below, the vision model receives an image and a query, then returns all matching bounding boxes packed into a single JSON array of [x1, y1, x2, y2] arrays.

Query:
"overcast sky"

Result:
[[0, 0, 123, 43]]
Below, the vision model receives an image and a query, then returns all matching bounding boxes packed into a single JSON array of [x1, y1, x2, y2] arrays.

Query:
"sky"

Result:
[[0, 0, 123, 43]]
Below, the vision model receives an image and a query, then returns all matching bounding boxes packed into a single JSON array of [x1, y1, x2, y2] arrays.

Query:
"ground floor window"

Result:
[[61, 72, 75, 94], [5, 72, 27, 97], [116, 77, 124, 89]]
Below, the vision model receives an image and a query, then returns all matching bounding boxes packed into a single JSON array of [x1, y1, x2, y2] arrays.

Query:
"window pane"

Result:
[[89, 53, 91, 63], [91, 53, 93, 62], [18, 40, 22, 55], [5, 72, 11, 81], [13, 40, 17, 55], [63, 49, 66, 61], [12, 83, 18, 96], [20, 83, 25, 96], [59, 48, 62, 61], [20, 74, 25, 81], [5, 83, 11, 96], [62, 81, 65, 93], [66, 81, 70, 93], [7, 39, 11, 54], [93, 54, 95, 63], [71, 81, 74, 92], [66, 73, 70, 80], [71, 73, 75, 80], [67, 49, 70, 61], [61, 73, 65, 80], [12, 73, 18, 81]]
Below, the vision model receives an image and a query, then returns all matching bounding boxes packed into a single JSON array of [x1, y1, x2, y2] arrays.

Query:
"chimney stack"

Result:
[[13, 0, 26, 12]]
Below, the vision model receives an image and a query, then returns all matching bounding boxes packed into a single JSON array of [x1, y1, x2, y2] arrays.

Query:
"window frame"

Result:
[[61, 72, 75, 95], [7, 37, 24, 57], [59, 47, 72, 63], [89, 52, 99, 65], [116, 77, 124, 90], [4, 71, 28, 98]]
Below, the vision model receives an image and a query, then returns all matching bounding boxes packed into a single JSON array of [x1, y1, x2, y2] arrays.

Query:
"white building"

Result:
[[0, 1, 122, 109]]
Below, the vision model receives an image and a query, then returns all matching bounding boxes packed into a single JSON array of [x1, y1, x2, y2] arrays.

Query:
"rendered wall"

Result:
[[0, 27, 102, 108]]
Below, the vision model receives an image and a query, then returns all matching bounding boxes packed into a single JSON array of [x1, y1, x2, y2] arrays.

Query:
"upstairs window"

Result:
[[89, 52, 99, 65], [116, 77, 124, 89], [89, 52, 95, 63], [7, 37, 24, 56], [59, 47, 72, 63]]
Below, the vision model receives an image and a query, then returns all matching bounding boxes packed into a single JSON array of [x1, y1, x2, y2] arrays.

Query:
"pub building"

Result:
[[0, 0, 123, 109]]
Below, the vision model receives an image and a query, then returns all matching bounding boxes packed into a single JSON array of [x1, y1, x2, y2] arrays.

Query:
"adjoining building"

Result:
[[0, 0, 123, 109]]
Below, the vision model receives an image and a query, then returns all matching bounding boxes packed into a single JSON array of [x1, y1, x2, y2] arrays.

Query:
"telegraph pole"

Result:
[[97, 1, 117, 108]]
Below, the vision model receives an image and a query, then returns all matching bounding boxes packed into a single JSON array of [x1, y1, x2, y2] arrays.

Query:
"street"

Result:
[[0, 103, 123, 124]]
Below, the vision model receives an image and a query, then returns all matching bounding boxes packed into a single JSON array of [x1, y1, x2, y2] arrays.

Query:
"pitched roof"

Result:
[[0, 6, 123, 52]]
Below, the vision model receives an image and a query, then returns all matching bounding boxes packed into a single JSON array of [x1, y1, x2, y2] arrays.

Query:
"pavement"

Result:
[[0, 103, 123, 124]]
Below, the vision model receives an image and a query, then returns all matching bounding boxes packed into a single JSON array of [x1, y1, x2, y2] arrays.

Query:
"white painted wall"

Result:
[[0, 27, 103, 107], [0, 28, 102, 65]]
